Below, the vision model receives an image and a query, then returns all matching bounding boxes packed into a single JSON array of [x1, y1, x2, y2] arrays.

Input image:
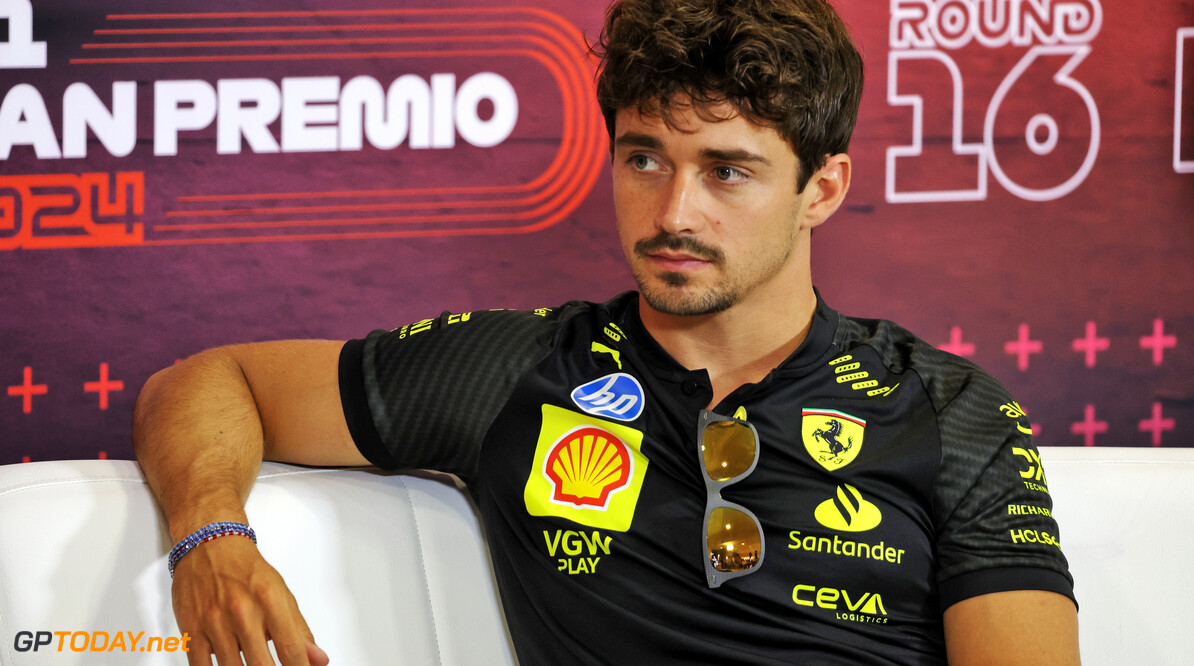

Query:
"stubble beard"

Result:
[[631, 233, 738, 316], [631, 229, 797, 317], [635, 267, 741, 316]]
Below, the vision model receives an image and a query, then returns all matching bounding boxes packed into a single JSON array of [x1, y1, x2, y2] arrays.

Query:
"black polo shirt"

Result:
[[339, 291, 1073, 665]]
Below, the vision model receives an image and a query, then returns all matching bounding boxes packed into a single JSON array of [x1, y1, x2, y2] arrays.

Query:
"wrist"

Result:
[[168, 521, 257, 577], [167, 504, 250, 543]]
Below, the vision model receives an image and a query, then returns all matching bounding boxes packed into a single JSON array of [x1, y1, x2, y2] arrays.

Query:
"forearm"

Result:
[[132, 342, 343, 666], [133, 347, 264, 543]]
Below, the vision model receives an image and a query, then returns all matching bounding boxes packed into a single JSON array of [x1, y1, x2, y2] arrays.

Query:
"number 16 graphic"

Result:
[[887, 46, 1100, 203]]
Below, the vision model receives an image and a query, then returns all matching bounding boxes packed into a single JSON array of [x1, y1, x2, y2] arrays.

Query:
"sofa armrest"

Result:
[[0, 460, 516, 665], [1039, 446, 1194, 666]]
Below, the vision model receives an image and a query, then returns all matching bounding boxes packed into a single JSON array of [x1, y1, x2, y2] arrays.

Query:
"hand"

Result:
[[171, 536, 330, 666]]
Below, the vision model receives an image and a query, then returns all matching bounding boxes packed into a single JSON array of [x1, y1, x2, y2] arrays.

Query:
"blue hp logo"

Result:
[[570, 373, 645, 422]]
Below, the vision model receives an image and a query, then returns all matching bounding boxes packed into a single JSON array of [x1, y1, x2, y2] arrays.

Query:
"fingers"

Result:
[[184, 634, 212, 666], [207, 622, 258, 666], [184, 620, 314, 666], [178, 594, 281, 666], [261, 602, 315, 666], [298, 624, 329, 666], [235, 628, 278, 666], [290, 598, 329, 666], [262, 579, 328, 666], [182, 589, 317, 666], [172, 537, 322, 666], [306, 638, 331, 666]]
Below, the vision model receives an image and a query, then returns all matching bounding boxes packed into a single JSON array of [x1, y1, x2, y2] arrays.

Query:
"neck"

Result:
[[638, 282, 818, 408]]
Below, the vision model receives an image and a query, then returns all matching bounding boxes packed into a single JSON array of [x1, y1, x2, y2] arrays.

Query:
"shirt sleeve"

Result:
[[338, 307, 561, 479], [930, 371, 1075, 611]]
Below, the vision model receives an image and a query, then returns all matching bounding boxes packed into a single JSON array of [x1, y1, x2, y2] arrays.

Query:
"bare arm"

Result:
[[943, 590, 1079, 665], [133, 340, 367, 666]]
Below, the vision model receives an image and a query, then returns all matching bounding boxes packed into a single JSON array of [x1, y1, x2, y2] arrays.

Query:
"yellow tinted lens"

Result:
[[706, 507, 762, 573], [702, 420, 757, 481]]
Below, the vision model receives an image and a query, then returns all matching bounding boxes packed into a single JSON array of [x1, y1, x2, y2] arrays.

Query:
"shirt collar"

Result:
[[609, 288, 842, 379]]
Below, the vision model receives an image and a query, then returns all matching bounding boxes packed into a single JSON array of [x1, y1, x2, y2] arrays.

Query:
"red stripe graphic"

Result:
[[61, 7, 606, 247]]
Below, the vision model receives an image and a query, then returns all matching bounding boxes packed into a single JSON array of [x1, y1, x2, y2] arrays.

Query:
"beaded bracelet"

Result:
[[167, 521, 257, 578]]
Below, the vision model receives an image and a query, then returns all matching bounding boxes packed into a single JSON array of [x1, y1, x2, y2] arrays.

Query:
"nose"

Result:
[[656, 172, 703, 235]]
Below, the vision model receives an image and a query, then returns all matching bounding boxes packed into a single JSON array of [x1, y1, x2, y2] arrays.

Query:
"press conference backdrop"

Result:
[[1, 0, 1191, 462]]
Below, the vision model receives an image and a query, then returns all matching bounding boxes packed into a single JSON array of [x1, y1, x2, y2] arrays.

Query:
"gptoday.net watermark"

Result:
[[13, 630, 190, 654]]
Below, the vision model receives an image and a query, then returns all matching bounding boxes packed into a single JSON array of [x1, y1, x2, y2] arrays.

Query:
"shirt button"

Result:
[[681, 379, 699, 395]]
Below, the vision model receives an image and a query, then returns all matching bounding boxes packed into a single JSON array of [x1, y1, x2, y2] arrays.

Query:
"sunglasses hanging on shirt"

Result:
[[698, 409, 765, 588]]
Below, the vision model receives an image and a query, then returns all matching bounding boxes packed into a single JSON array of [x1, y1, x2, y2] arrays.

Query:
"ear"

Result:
[[799, 153, 851, 230]]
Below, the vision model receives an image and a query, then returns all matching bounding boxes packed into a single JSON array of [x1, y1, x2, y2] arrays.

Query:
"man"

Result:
[[133, 0, 1079, 664]]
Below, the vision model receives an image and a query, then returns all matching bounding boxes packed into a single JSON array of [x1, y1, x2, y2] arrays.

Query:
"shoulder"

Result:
[[832, 312, 1031, 495], [343, 294, 636, 473], [366, 292, 631, 354], [835, 317, 1040, 520], [834, 313, 1021, 428], [829, 312, 1071, 604]]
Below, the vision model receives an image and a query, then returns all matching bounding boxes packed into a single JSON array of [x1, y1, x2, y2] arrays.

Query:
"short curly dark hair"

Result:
[[594, 0, 864, 191]]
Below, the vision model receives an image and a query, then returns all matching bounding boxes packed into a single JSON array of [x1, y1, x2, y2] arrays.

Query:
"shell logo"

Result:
[[543, 427, 632, 510], [525, 404, 647, 532]]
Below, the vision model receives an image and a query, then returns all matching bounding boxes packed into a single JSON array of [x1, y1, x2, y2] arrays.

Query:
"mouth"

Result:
[[647, 251, 711, 272], [634, 233, 723, 272]]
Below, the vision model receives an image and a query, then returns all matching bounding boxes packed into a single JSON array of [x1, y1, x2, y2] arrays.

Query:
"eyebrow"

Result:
[[699, 148, 772, 167], [613, 132, 772, 167], [613, 132, 662, 151]]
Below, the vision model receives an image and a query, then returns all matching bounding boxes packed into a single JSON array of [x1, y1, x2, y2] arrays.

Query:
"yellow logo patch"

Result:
[[802, 409, 866, 471], [524, 404, 648, 532], [814, 483, 883, 532]]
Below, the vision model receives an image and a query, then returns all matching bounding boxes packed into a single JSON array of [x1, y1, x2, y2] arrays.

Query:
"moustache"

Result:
[[633, 233, 724, 265]]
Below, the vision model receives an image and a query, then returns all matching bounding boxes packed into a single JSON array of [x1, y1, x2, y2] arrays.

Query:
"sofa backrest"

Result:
[[0, 462, 516, 665], [1, 447, 1191, 664]]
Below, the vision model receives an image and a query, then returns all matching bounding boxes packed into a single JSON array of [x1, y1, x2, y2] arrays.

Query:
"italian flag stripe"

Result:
[[801, 409, 866, 427]]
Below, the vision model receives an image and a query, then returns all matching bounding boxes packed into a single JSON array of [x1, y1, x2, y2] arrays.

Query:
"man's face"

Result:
[[612, 101, 812, 316]]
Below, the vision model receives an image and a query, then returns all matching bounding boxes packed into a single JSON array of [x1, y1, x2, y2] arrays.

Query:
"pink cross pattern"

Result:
[[1071, 321, 1109, 368], [1070, 404, 1108, 446], [7, 366, 48, 414], [1138, 403, 1175, 447], [84, 362, 125, 410], [939, 326, 976, 357], [1139, 319, 1177, 366], [1004, 323, 1043, 371]]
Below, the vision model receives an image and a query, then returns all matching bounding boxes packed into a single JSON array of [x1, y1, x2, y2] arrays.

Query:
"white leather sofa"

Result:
[[0, 464, 516, 665], [0, 447, 1190, 665]]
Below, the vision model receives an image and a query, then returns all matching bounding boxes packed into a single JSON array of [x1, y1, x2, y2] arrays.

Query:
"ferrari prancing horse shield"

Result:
[[801, 408, 866, 471]]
